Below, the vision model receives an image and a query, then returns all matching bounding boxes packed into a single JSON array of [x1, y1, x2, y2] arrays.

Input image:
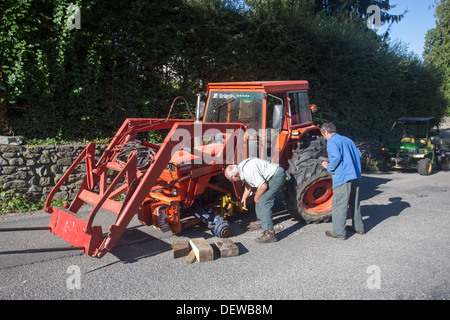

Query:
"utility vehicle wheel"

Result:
[[418, 158, 432, 175], [284, 136, 333, 223]]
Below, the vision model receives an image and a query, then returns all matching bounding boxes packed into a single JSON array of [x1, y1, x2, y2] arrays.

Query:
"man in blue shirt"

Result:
[[320, 122, 365, 240]]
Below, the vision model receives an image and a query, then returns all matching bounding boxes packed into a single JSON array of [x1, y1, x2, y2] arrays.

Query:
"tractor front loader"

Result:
[[1, 81, 334, 258], [43, 119, 246, 258]]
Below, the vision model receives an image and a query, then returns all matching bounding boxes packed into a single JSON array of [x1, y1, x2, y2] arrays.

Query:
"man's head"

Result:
[[320, 122, 336, 140], [225, 165, 241, 182]]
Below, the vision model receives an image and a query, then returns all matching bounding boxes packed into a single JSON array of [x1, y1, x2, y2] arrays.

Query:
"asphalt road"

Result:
[[0, 168, 449, 301]]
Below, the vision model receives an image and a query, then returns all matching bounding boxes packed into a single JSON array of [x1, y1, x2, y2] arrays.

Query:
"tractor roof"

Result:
[[397, 117, 435, 123], [207, 81, 309, 93]]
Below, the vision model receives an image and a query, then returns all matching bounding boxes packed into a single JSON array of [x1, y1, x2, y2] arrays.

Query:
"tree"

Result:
[[424, 0, 450, 113], [0, 0, 447, 142], [0, 0, 189, 140]]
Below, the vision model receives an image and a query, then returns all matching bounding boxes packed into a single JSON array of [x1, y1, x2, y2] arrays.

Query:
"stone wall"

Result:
[[355, 141, 382, 166], [0, 140, 382, 203], [0, 143, 107, 202]]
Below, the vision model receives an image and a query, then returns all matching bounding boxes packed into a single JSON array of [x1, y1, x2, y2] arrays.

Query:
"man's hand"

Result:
[[241, 183, 251, 208], [254, 183, 268, 203], [321, 161, 328, 169]]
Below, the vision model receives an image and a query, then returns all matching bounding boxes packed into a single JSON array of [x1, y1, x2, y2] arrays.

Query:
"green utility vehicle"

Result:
[[378, 117, 449, 175]]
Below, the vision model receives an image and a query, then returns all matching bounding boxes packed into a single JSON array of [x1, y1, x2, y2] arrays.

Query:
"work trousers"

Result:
[[255, 167, 286, 230], [331, 179, 364, 236]]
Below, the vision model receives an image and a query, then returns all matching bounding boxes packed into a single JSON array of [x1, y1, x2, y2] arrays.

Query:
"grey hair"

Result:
[[320, 122, 336, 134], [225, 165, 239, 179]]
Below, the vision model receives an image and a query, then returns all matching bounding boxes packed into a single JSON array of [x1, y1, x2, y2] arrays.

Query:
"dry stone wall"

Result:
[[0, 143, 107, 202], [355, 141, 382, 166]]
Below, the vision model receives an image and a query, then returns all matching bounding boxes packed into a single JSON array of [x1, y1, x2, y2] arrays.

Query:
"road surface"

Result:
[[1, 168, 449, 301]]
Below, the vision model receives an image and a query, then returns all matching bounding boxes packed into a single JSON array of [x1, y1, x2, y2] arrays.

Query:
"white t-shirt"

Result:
[[238, 158, 279, 188]]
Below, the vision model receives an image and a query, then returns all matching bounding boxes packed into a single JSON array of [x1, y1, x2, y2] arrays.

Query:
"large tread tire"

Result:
[[284, 136, 333, 224]]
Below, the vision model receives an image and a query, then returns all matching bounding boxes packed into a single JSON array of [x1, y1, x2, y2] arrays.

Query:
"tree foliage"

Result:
[[424, 0, 450, 114], [0, 0, 448, 142]]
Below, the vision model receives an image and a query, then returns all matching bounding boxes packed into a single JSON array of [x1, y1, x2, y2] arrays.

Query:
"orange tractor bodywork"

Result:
[[23, 81, 332, 258]]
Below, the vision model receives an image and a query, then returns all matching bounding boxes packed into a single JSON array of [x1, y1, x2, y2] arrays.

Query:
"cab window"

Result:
[[288, 91, 312, 125], [204, 91, 264, 131]]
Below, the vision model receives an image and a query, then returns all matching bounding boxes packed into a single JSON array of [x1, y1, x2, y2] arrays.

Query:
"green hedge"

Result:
[[1, 0, 448, 143]]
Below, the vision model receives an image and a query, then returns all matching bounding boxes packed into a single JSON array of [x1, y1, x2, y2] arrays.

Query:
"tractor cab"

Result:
[[200, 81, 319, 162]]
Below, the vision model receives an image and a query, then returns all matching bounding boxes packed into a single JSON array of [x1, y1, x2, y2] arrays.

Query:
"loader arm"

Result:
[[95, 122, 245, 258], [44, 119, 245, 258]]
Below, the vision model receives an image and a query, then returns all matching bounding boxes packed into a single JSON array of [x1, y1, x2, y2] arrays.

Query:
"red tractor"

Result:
[[32, 81, 331, 258]]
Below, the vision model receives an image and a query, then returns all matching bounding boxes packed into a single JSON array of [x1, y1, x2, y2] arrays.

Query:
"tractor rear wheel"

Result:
[[284, 136, 333, 224]]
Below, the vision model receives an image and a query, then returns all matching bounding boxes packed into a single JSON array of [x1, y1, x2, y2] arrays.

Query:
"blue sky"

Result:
[[377, 0, 438, 58]]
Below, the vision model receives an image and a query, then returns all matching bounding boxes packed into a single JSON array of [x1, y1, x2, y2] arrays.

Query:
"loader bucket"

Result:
[[48, 207, 103, 256]]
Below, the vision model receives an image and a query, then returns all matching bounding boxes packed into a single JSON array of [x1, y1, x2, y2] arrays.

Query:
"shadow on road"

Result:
[[101, 174, 411, 262], [109, 226, 173, 263], [360, 175, 411, 232], [361, 197, 410, 232], [360, 174, 391, 201]]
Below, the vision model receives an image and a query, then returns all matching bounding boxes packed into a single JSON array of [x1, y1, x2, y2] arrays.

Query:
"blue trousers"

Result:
[[255, 167, 286, 230], [331, 179, 364, 236]]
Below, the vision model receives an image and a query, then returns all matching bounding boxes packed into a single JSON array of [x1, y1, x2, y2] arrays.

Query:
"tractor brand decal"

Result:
[[213, 92, 260, 101]]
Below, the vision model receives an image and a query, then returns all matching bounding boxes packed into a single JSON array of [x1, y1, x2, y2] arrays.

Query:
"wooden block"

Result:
[[185, 250, 197, 264], [189, 238, 214, 263], [172, 240, 190, 259], [214, 239, 239, 258]]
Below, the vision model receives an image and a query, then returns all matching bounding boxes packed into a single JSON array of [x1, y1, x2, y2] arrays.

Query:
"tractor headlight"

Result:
[[381, 147, 389, 152], [418, 149, 428, 154], [170, 187, 178, 197]]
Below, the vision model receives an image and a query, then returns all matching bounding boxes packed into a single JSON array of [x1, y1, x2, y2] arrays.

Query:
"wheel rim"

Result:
[[301, 179, 333, 214], [427, 162, 432, 173]]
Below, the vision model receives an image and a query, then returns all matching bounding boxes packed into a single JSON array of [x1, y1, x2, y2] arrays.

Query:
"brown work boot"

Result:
[[345, 225, 365, 235], [255, 230, 277, 243], [325, 230, 346, 240]]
